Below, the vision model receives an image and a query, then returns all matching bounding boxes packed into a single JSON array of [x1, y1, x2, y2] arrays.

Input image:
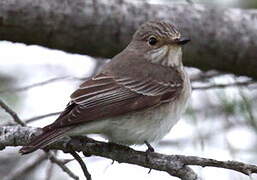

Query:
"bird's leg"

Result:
[[144, 141, 155, 153], [144, 141, 154, 174]]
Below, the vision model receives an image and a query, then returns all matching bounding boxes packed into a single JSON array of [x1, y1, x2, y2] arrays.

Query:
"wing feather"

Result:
[[50, 71, 182, 128]]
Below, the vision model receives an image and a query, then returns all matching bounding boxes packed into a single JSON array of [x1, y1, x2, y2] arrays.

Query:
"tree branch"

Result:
[[0, 126, 198, 180], [3, 153, 47, 180], [0, 76, 86, 94], [192, 80, 256, 90], [46, 151, 79, 180], [24, 111, 62, 124], [0, 99, 79, 180], [0, 76, 69, 94], [1, 126, 257, 180], [190, 71, 224, 82], [45, 154, 55, 180], [0, 98, 26, 126], [1, 0, 257, 79], [69, 150, 91, 180]]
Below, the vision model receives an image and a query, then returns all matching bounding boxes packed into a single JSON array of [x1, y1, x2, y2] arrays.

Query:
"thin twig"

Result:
[[0, 100, 79, 180], [70, 150, 92, 180], [46, 151, 79, 180], [0, 76, 69, 94], [60, 158, 75, 164], [3, 153, 48, 180], [24, 111, 62, 124], [3, 111, 62, 126], [45, 160, 55, 180], [179, 155, 256, 175], [192, 80, 255, 90], [185, 0, 194, 4], [239, 89, 257, 133], [0, 76, 88, 94], [0, 98, 26, 126], [45, 151, 58, 180], [190, 71, 224, 82]]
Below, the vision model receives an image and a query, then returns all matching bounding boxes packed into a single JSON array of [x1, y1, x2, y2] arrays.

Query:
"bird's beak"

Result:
[[176, 37, 190, 45]]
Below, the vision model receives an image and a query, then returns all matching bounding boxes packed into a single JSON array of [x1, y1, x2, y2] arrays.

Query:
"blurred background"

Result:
[[0, 0, 257, 180], [150, 0, 257, 8]]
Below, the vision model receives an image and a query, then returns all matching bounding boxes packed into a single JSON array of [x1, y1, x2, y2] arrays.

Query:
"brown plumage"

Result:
[[20, 21, 190, 154]]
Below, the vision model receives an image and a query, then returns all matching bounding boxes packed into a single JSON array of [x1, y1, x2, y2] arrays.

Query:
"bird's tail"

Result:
[[19, 126, 71, 154]]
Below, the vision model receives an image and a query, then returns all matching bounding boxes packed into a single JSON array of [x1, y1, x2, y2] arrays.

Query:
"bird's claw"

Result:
[[144, 141, 154, 174]]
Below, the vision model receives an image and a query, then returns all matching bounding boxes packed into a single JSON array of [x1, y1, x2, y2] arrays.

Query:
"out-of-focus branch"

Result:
[[0, 98, 26, 126], [1, 126, 257, 180], [1, 0, 257, 79], [192, 80, 256, 90], [24, 111, 62, 124], [0, 76, 69, 94], [3, 153, 47, 180], [239, 90, 257, 133], [0, 76, 86, 94], [45, 155, 55, 180], [69, 150, 91, 180], [3, 111, 61, 126], [190, 71, 224, 82], [46, 152, 79, 180], [0, 99, 79, 180]]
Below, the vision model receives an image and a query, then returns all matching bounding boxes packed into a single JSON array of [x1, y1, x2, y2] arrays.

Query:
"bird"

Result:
[[20, 21, 191, 154]]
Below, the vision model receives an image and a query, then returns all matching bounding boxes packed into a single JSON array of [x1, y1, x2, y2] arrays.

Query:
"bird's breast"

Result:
[[104, 75, 191, 145]]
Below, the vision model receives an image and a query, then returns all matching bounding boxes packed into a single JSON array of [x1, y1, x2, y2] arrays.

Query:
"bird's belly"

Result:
[[68, 102, 180, 145], [104, 101, 183, 145]]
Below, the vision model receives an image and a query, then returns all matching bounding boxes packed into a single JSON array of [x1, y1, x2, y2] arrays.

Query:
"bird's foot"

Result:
[[63, 136, 91, 157], [144, 141, 154, 174]]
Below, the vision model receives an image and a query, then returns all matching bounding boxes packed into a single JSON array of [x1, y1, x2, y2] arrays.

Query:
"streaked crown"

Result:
[[133, 21, 181, 42]]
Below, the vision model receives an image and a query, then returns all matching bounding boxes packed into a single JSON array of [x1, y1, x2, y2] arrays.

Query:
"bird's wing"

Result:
[[46, 71, 182, 129]]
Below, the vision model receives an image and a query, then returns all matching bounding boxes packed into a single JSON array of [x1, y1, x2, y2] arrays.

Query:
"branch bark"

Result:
[[0, 0, 257, 79], [1, 126, 257, 180]]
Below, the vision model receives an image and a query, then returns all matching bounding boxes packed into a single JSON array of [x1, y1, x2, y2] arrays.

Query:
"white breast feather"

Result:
[[147, 45, 183, 67]]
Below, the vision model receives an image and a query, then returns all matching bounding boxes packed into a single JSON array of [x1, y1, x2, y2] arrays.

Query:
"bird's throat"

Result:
[[147, 45, 182, 68]]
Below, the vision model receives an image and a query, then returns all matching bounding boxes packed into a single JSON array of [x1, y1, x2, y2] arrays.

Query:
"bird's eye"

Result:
[[148, 37, 158, 46]]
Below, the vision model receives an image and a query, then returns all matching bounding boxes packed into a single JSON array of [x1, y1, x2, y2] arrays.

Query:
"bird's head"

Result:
[[130, 21, 190, 67]]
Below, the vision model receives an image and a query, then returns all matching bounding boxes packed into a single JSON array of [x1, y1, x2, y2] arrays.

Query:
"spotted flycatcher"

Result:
[[20, 21, 191, 154]]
